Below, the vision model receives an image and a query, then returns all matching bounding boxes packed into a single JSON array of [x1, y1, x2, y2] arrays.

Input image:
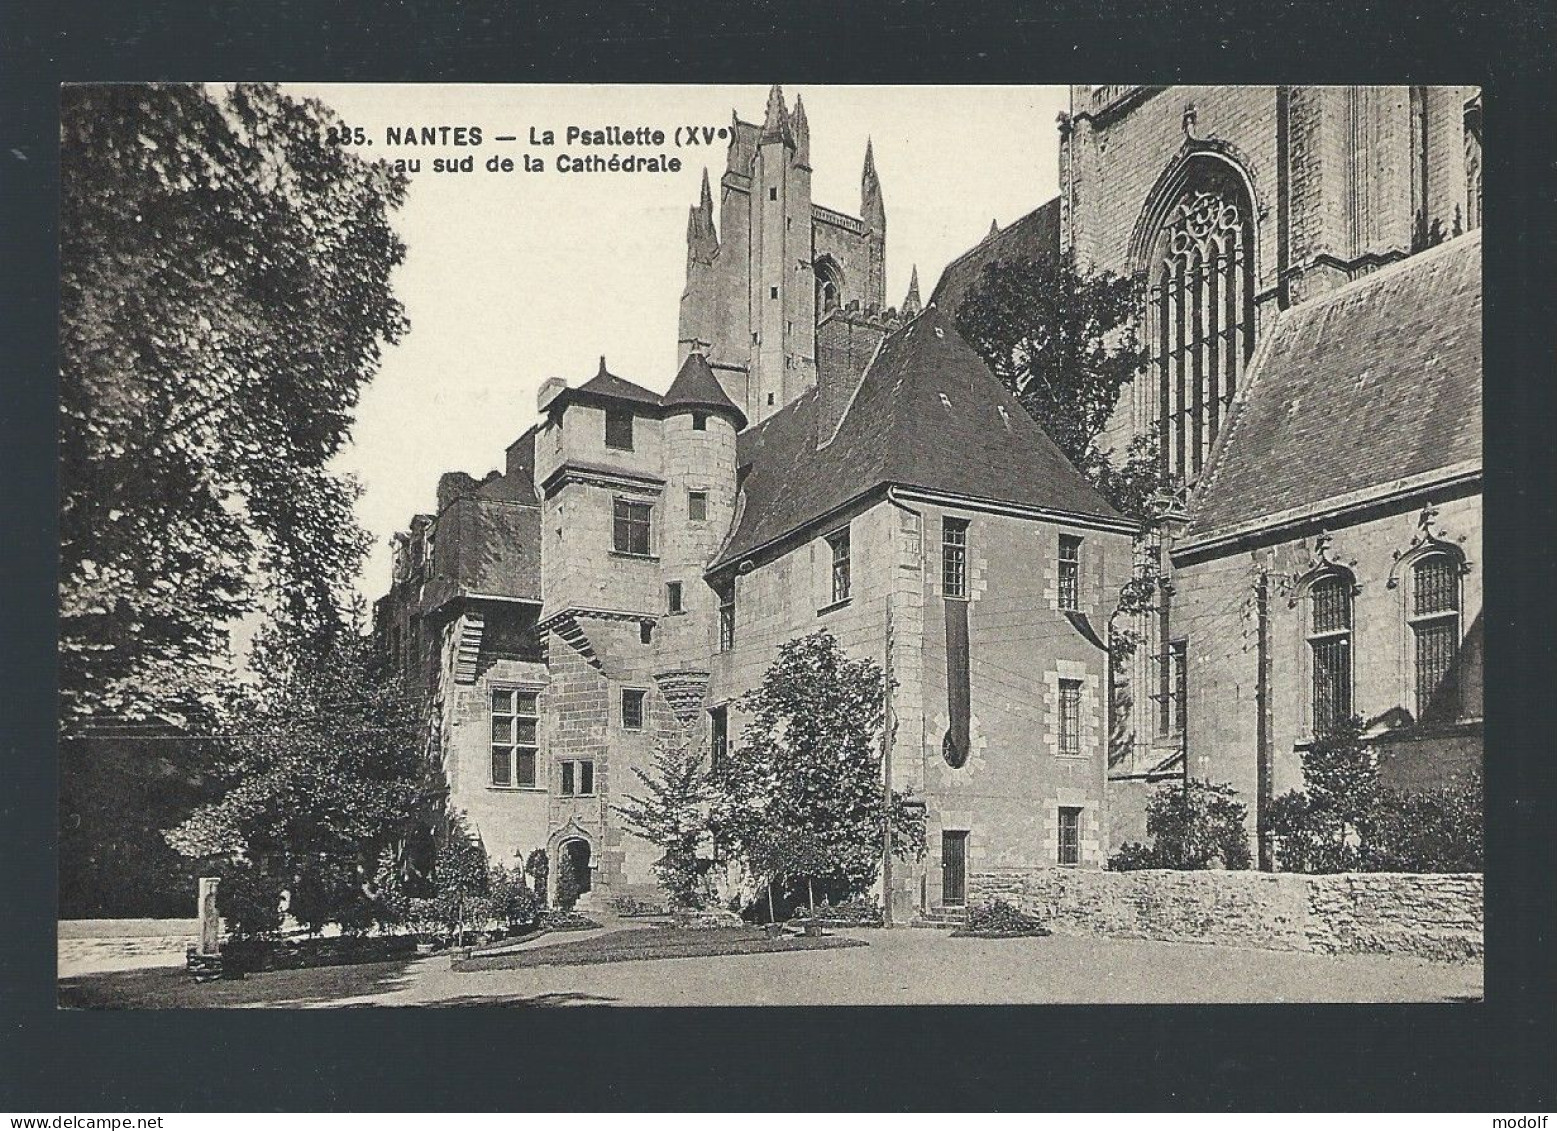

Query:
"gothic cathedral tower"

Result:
[[678, 86, 888, 426]]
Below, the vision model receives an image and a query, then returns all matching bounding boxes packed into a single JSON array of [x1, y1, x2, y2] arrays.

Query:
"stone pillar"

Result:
[[198, 876, 221, 955]]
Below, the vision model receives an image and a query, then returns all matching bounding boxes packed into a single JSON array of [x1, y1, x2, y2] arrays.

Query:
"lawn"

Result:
[[58, 956, 418, 1009], [452, 925, 866, 972]]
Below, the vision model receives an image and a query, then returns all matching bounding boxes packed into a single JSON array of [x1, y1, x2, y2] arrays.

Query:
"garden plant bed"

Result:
[[221, 933, 419, 975], [950, 899, 1052, 939], [451, 925, 866, 971]]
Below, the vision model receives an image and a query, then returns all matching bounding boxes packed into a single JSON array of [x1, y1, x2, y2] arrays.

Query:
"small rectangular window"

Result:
[[1059, 678, 1082, 756], [692, 412, 707, 431], [716, 579, 736, 652], [1058, 807, 1082, 866], [709, 705, 729, 771], [688, 490, 708, 522], [605, 408, 634, 451], [770, 286, 779, 299], [560, 759, 596, 796], [942, 517, 969, 599], [666, 581, 683, 614], [768, 187, 778, 201], [827, 526, 851, 604], [1058, 534, 1082, 611], [622, 688, 646, 731], [612, 499, 653, 556]]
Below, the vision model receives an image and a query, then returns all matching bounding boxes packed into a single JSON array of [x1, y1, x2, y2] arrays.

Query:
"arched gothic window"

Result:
[[1308, 573, 1354, 735], [815, 257, 843, 314], [1409, 552, 1461, 720], [1147, 160, 1256, 483]]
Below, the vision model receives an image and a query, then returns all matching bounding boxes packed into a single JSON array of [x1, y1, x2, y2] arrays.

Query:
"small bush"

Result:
[[1107, 779, 1251, 870], [957, 899, 1050, 937]]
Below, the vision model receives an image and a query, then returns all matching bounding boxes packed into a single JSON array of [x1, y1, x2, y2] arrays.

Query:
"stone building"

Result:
[[380, 85, 1485, 904], [377, 87, 1134, 912], [678, 85, 887, 426], [929, 85, 1483, 852]]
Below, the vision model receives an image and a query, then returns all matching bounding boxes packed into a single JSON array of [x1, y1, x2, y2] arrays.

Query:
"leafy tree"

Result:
[[1109, 779, 1252, 870], [1268, 715, 1380, 872], [165, 625, 437, 934], [615, 743, 715, 910], [525, 848, 550, 907], [954, 253, 1159, 518], [708, 631, 926, 909], [59, 83, 408, 729], [423, 811, 491, 945]]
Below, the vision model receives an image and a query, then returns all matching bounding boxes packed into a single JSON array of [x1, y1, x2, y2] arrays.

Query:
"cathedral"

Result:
[[376, 85, 1482, 911]]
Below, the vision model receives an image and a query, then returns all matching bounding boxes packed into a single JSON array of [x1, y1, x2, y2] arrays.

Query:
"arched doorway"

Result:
[[556, 837, 593, 910]]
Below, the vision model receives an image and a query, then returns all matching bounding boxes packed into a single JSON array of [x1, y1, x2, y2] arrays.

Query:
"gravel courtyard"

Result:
[[62, 926, 1482, 1007]]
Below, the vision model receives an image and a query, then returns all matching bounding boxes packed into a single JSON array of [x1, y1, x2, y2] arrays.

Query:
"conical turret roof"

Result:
[[663, 352, 747, 428]]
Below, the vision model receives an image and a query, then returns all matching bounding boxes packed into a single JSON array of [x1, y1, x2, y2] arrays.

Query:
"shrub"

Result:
[[489, 864, 542, 931], [555, 850, 586, 911], [1369, 774, 1482, 872], [959, 899, 1050, 937], [1270, 717, 1483, 874], [1107, 779, 1251, 870], [525, 848, 549, 907], [215, 858, 286, 939]]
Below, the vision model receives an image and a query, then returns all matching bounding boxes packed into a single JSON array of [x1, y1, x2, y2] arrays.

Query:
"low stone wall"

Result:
[[968, 869, 1482, 962], [58, 919, 203, 976]]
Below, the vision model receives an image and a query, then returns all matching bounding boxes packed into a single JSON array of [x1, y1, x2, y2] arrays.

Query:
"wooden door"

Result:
[[941, 831, 968, 906]]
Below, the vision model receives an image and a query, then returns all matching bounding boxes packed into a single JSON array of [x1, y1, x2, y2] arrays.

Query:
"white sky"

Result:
[[284, 84, 1069, 603]]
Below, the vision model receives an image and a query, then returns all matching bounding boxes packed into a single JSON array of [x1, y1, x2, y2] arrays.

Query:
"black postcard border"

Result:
[[3, 0, 1554, 1113]]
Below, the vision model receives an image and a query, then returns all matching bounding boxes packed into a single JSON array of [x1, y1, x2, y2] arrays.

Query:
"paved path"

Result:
[[315, 928, 1481, 1007]]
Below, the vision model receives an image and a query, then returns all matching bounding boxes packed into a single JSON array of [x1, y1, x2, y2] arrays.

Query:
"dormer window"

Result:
[[605, 408, 634, 451]]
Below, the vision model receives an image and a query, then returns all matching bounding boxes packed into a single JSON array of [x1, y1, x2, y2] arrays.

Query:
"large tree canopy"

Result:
[[954, 253, 1162, 520], [59, 83, 408, 728], [165, 627, 437, 935], [709, 631, 925, 904]]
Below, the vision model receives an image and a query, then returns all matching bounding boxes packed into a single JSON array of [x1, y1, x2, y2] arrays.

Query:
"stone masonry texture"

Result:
[[970, 867, 1482, 962]]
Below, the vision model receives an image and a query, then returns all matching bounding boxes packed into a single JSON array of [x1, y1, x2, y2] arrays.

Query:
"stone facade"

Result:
[[969, 866, 1482, 962], [678, 86, 888, 425], [705, 492, 1131, 917], [1166, 490, 1483, 851], [1060, 85, 1481, 459]]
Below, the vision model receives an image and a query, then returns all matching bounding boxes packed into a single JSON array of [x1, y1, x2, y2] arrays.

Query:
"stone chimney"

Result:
[[815, 303, 896, 447]]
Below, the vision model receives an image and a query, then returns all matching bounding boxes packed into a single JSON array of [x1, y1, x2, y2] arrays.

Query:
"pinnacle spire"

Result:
[[686, 167, 719, 264], [762, 84, 788, 140], [903, 265, 922, 316], [861, 136, 884, 229], [987, 218, 1000, 240], [790, 93, 810, 165]]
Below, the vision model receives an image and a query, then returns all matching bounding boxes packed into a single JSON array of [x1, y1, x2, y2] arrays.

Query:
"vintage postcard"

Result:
[[57, 83, 1484, 1008]]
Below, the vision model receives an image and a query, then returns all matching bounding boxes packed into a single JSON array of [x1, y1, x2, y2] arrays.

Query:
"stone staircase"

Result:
[[910, 906, 969, 929]]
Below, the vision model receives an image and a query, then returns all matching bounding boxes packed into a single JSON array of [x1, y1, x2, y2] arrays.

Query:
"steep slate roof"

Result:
[[1183, 231, 1482, 549], [662, 352, 748, 428], [713, 303, 1127, 569], [930, 198, 1061, 319], [573, 360, 664, 408]]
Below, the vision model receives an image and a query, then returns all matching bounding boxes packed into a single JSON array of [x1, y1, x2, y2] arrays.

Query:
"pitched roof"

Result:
[[930, 198, 1061, 319], [1182, 231, 1482, 550], [662, 352, 747, 428], [713, 303, 1127, 569], [573, 360, 664, 409]]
